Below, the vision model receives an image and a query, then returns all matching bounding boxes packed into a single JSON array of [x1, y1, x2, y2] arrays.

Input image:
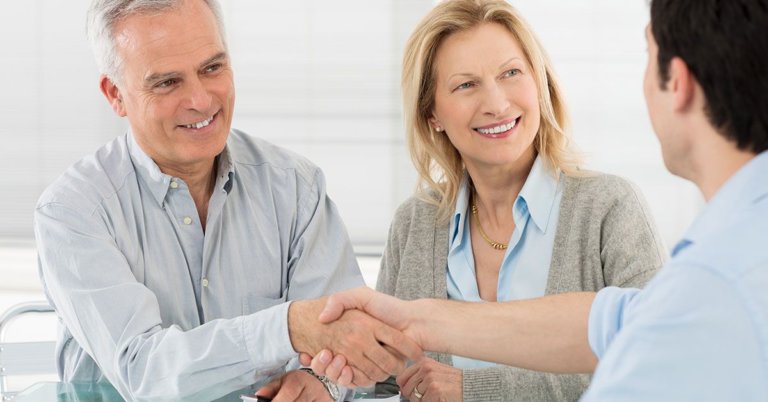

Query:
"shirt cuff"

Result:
[[241, 300, 296, 374], [588, 286, 641, 359]]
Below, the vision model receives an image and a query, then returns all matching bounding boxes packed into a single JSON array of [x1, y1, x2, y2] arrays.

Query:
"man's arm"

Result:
[[317, 288, 598, 376], [36, 202, 294, 401], [36, 200, 418, 401]]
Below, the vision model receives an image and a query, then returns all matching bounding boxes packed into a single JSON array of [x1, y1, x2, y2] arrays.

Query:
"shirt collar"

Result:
[[672, 150, 768, 256], [127, 131, 236, 207], [449, 155, 560, 250], [518, 156, 561, 233], [450, 172, 472, 251]]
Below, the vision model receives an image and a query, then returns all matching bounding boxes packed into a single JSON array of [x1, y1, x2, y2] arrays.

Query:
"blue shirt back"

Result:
[[585, 151, 768, 401]]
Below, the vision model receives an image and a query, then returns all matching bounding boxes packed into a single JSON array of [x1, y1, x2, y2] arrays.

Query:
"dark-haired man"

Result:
[[309, 0, 768, 400]]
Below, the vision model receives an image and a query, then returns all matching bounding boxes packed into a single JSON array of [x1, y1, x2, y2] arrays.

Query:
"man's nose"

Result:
[[182, 77, 213, 112]]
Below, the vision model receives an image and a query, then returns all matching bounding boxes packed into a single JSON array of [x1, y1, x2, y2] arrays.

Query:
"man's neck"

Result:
[[691, 133, 755, 201]]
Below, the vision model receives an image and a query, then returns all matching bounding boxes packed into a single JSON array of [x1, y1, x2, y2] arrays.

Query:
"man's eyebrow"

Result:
[[144, 71, 180, 86], [199, 52, 228, 69]]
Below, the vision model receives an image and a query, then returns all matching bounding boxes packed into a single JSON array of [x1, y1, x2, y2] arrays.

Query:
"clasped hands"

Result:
[[295, 288, 463, 402], [256, 289, 427, 401]]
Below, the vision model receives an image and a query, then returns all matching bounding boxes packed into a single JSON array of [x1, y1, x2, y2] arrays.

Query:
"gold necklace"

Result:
[[471, 203, 508, 250]]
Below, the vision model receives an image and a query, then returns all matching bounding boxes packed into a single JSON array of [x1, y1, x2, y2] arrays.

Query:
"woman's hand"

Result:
[[397, 357, 462, 402]]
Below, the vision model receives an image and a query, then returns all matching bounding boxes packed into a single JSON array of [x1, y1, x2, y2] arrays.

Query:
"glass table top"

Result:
[[13, 382, 400, 401]]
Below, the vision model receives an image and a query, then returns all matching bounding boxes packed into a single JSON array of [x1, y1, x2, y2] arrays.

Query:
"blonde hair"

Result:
[[402, 0, 582, 221]]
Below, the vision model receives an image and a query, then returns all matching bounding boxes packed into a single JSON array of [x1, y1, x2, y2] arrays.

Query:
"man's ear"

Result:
[[99, 75, 127, 117], [668, 57, 695, 112]]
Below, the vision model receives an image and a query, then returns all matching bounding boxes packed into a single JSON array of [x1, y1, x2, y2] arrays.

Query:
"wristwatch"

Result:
[[298, 367, 341, 401]]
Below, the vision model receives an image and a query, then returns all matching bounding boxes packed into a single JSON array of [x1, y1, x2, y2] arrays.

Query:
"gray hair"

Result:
[[86, 0, 227, 84]]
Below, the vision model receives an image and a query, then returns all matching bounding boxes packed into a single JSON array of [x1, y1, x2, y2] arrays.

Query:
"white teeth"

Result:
[[477, 119, 517, 135], [183, 115, 214, 129]]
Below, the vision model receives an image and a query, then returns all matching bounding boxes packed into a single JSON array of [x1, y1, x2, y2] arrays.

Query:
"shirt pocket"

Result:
[[242, 293, 288, 315]]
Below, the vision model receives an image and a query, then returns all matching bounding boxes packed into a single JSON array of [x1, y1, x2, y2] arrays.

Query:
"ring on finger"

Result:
[[412, 384, 424, 400]]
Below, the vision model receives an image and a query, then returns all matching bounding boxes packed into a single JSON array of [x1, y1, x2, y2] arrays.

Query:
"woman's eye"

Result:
[[454, 81, 474, 91], [503, 69, 521, 78]]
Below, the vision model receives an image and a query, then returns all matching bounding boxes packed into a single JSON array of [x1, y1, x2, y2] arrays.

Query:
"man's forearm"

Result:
[[411, 292, 598, 373]]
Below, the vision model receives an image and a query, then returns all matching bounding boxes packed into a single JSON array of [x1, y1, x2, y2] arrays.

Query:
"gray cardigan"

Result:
[[376, 174, 667, 402]]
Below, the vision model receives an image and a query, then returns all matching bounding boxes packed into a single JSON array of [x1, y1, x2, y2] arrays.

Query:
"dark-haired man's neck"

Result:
[[690, 131, 756, 201]]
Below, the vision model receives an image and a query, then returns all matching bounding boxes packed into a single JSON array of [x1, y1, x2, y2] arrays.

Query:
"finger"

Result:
[[308, 349, 334, 376], [396, 362, 420, 390], [400, 366, 425, 398], [299, 352, 313, 367], [318, 287, 373, 323], [255, 377, 283, 398], [375, 324, 423, 363], [350, 366, 375, 388], [360, 341, 405, 379], [337, 366, 354, 388], [320, 354, 347, 382]]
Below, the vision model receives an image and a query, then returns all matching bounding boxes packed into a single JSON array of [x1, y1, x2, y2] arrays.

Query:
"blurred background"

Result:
[[0, 0, 702, 365]]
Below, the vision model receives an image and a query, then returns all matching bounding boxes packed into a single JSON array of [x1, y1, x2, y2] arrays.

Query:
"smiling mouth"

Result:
[[180, 112, 217, 129], [474, 118, 519, 135]]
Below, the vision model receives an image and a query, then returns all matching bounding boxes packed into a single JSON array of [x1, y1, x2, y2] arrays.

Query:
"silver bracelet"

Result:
[[298, 367, 341, 400]]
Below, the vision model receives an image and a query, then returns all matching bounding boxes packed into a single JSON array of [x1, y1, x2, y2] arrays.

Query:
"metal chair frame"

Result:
[[0, 301, 56, 401]]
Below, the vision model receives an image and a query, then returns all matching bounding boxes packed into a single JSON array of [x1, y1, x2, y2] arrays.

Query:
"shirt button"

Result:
[[170, 180, 179, 189], [202, 278, 209, 287], [183, 216, 193, 225]]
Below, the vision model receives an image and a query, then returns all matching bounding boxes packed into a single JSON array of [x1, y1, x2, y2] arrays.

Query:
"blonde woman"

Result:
[[307, 0, 666, 400]]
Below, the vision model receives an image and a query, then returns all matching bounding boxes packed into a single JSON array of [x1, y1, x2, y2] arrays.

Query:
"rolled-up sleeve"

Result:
[[587, 286, 641, 359]]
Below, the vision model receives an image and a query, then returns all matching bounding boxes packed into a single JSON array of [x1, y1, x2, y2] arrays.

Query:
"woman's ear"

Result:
[[429, 116, 444, 132]]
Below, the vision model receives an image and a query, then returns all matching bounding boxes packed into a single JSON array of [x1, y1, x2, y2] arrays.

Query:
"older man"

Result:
[[34, 0, 418, 401], [310, 0, 768, 401]]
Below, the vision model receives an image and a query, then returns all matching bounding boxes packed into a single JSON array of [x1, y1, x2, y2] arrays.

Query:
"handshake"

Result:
[[254, 288, 596, 400], [291, 287, 429, 386], [256, 287, 438, 400]]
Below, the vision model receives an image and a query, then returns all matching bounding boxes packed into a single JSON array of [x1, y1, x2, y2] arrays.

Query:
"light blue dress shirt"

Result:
[[584, 151, 768, 401], [34, 130, 364, 401], [447, 156, 563, 368]]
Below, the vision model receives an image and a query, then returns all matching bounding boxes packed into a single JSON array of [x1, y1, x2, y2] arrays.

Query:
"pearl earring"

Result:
[[434, 126, 444, 132]]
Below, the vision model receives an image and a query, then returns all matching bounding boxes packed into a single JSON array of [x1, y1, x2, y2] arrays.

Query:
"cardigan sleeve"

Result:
[[375, 201, 407, 295], [463, 366, 589, 402], [598, 176, 667, 288]]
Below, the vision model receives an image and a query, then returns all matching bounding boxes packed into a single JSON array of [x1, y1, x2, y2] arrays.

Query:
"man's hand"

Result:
[[396, 357, 462, 402], [300, 350, 355, 387], [256, 370, 333, 402], [288, 296, 422, 386]]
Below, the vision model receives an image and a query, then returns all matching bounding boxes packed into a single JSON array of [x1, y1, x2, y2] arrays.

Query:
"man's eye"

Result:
[[156, 79, 178, 88], [204, 63, 222, 73]]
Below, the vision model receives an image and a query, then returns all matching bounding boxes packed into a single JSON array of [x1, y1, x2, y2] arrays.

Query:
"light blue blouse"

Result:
[[447, 156, 563, 368]]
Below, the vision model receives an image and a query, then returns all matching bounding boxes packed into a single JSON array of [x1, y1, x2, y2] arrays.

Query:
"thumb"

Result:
[[318, 287, 372, 323], [299, 352, 313, 366], [255, 376, 283, 398]]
